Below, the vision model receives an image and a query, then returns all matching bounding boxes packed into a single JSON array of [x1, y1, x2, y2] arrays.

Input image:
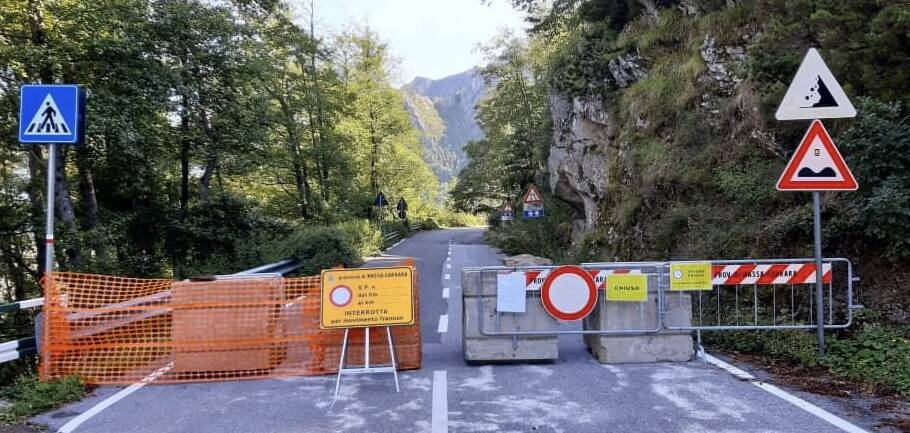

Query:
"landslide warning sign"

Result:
[[320, 266, 414, 329]]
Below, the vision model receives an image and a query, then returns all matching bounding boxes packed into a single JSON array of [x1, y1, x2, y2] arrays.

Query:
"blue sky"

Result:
[[305, 0, 527, 83]]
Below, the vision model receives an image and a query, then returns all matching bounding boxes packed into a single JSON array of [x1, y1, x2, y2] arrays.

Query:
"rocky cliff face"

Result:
[[547, 10, 746, 239], [403, 69, 486, 183]]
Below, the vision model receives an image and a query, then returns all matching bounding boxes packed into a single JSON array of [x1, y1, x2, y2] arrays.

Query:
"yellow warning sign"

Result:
[[670, 262, 713, 291], [606, 274, 648, 302], [320, 266, 414, 329]]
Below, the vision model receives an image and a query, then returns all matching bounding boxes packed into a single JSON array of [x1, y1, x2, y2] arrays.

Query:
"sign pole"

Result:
[[44, 144, 57, 280], [812, 191, 825, 357]]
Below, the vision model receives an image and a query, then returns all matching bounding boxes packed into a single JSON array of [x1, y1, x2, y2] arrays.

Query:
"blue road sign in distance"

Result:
[[19, 84, 83, 144]]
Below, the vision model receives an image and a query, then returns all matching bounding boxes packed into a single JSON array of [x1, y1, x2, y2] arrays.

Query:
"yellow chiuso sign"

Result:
[[320, 266, 415, 329], [606, 274, 648, 302], [669, 262, 713, 291]]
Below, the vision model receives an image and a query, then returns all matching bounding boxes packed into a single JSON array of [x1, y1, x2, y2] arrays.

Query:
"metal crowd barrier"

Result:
[[465, 258, 857, 337], [465, 262, 665, 337]]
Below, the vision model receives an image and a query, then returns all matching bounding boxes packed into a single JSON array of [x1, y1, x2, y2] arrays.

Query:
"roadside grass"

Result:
[[0, 375, 85, 424], [706, 324, 910, 398]]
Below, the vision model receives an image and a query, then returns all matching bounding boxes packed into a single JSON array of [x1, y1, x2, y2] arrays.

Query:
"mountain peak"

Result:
[[403, 69, 487, 183]]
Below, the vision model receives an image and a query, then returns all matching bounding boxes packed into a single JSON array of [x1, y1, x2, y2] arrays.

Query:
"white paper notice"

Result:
[[496, 271, 527, 313]]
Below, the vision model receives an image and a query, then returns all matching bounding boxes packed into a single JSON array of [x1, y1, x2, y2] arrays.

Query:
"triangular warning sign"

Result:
[[24, 94, 71, 135], [777, 120, 858, 191], [523, 184, 543, 204], [502, 201, 513, 212], [776, 48, 856, 120]]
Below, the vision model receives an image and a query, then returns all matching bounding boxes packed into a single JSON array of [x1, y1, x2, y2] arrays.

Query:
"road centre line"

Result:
[[444, 274, 450, 280], [442, 288, 449, 299], [437, 314, 448, 333], [446, 263, 451, 269], [704, 355, 870, 433], [58, 362, 174, 433], [431, 371, 448, 433]]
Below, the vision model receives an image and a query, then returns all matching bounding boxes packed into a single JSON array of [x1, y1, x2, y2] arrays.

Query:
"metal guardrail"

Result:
[[0, 259, 305, 364], [382, 223, 423, 245]]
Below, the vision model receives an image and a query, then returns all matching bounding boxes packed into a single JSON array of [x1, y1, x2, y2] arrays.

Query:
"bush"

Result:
[[434, 211, 486, 228], [706, 325, 910, 396], [0, 375, 85, 424], [275, 226, 362, 276], [334, 220, 382, 258], [826, 326, 910, 396]]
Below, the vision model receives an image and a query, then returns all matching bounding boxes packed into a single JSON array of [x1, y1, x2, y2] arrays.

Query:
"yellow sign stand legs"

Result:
[[333, 326, 400, 398]]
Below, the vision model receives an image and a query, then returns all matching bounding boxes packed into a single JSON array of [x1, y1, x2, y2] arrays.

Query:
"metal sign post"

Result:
[[45, 145, 57, 277], [19, 84, 85, 377], [812, 192, 825, 356], [774, 48, 858, 357]]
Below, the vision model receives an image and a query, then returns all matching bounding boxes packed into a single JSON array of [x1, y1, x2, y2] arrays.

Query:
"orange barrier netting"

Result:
[[40, 262, 421, 385]]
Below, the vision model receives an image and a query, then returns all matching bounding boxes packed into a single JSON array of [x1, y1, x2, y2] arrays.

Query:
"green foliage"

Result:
[[707, 325, 910, 396], [705, 330, 822, 367], [274, 226, 362, 276], [0, 0, 445, 301], [0, 375, 85, 424], [828, 100, 910, 263], [826, 326, 910, 396], [486, 193, 575, 262], [450, 31, 551, 213], [433, 211, 486, 228], [334, 220, 383, 258]]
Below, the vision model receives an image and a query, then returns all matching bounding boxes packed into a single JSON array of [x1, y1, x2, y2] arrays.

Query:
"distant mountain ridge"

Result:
[[403, 68, 486, 183]]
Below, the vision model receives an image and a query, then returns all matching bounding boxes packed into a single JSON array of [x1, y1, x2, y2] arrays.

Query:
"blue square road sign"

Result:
[[19, 84, 84, 144]]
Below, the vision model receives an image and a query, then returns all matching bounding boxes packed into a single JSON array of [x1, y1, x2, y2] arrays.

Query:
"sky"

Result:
[[306, 0, 527, 84]]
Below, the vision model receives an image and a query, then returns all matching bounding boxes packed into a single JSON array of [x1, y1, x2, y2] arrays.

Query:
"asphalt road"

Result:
[[34, 228, 879, 433]]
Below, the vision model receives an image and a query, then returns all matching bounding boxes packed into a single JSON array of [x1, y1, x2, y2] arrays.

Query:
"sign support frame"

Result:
[[333, 326, 400, 398]]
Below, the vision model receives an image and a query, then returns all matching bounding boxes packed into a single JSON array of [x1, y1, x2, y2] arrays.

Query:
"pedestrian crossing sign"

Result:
[[19, 84, 84, 144]]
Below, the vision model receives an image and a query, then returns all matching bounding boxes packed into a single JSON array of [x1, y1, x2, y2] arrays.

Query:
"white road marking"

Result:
[[431, 370, 448, 433], [442, 288, 449, 299], [389, 239, 404, 249], [446, 263, 451, 269], [704, 354, 871, 433], [444, 274, 450, 280], [437, 314, 448, 333], [58, 362, 174, 433]]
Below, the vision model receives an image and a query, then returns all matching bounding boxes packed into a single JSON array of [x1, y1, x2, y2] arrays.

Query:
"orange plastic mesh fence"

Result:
[[40, 263, 421, 385]]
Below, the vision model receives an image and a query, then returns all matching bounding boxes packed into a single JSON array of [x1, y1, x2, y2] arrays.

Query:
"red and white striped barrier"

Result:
[[711, 263, 831, 286], [524, 269, 641, 291]]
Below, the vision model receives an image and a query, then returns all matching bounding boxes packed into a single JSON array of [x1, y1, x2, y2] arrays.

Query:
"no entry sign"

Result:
[[540, 266, 597, 321]]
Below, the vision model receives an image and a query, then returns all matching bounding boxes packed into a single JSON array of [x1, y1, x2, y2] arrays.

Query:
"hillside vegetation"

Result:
[[455, 0, 910, 395], [0, 1, 454, 303]]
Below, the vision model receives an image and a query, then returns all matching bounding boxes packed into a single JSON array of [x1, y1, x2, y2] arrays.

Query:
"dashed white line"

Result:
[[437, 314, 448, 333], [389, 239, 405, 249], [704, 354, 871, 433], [442, 288, 449, 299], [431, 370, 448, 433], [446, 263, 451, 269], [444, 273, 450, 280], [58, 362, 174, 433]]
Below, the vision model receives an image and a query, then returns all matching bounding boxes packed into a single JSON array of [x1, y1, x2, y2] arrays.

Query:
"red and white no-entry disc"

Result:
[[540, 266, 597, 321]]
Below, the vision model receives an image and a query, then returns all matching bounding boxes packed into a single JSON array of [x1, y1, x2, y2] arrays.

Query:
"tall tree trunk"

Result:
[[199, 152, 217, 203], [26, 148, 46, 281], [368, 106, 381, 194], [307, 2, 331, 203], [53, 146, 81, 268], [277, 98, 311, 218], [179, 96, 190, 216], [75, 146, 105, 264]]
